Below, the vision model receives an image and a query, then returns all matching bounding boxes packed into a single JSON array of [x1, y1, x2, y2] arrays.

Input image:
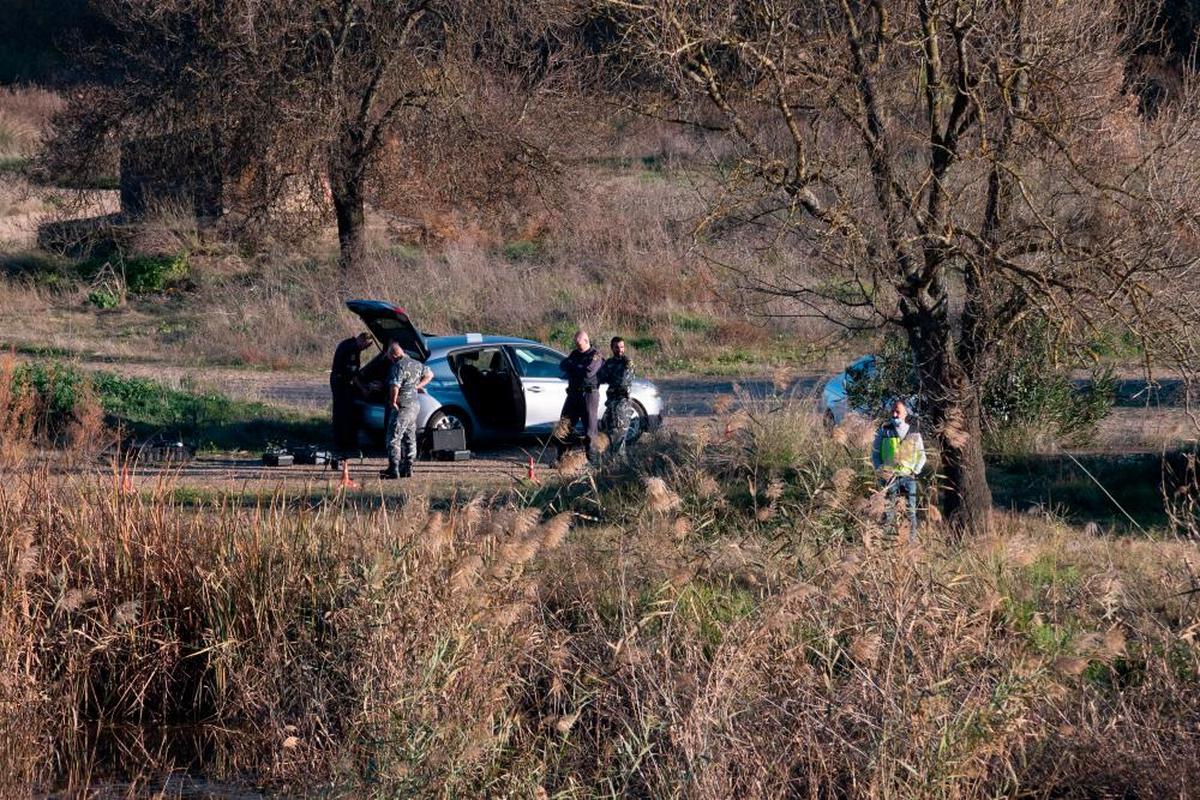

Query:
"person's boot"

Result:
[[397, 460, 413, 478], [379, 459, 399, 479]]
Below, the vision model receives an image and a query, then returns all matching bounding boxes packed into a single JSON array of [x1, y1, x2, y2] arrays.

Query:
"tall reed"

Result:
[[2, 396, 1199, 796]]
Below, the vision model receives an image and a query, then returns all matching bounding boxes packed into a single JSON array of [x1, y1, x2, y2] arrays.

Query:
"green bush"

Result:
[[501, 239, 541, 262], [123, 252, 189, 293], [10, 362, 88, 441], [981, 320, 1115, 452], [846, 321, 1115, 454], [86, 289, 120, 309]]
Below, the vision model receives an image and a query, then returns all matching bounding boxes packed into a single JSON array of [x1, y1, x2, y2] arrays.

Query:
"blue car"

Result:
[[345, 300, 665, 448], [822, 354, 919, 425]]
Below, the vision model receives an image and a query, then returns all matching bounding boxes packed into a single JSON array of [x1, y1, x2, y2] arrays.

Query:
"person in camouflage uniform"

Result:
[[381, 340, 433, 479], [597, 336, 634, 458]]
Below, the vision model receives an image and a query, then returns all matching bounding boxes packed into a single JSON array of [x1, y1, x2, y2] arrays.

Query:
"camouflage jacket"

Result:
[[389, 356, 432, 406], [597, 355, 633, 401]]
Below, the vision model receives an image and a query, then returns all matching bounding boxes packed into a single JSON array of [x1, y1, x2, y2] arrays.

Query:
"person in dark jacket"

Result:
[[329, 332, 373, 487], [555, 329, 603, 463], [597, 336, 634, 458]]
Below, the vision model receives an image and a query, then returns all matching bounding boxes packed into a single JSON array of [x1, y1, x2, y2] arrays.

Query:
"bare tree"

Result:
[[50, 0, 581, 271], [604, 0, 1200, 534]]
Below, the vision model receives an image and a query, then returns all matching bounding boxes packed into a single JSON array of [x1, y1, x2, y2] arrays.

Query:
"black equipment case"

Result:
[[429, 428, 467, 452], [427, 428, 469, 461], [262, 451, 294, 467]]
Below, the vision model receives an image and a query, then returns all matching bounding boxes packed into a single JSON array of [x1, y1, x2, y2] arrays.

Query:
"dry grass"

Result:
[[2, 385, 1197, 796], [179, 175, 711, 368], [0, 86, 62, 160], [0, 108, 837, 376]]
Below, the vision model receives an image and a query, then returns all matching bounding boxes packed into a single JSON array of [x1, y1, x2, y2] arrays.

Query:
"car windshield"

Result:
[[509, 345, 563, 379]]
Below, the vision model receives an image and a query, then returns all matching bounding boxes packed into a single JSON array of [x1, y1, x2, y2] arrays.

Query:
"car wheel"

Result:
[[625, 401, 649, 444], [425, 408, 472, 448]]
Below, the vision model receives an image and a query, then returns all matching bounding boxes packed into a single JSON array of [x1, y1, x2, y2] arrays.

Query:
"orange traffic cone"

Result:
[[337, 461, 359, 490], [120, 464, 134, 494], [527, 456, 541, 484]]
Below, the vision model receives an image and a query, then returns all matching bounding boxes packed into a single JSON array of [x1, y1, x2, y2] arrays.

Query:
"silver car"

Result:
[[345, 300, 664, 448]]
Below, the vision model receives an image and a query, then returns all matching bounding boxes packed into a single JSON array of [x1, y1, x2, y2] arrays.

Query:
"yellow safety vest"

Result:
[[879, 426, 922, 476]]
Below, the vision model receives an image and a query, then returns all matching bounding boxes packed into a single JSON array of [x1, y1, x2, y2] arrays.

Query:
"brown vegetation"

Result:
[[607, 0, 1200, 534], [0, 85, 61, 160], [48, 0, 588, 272], [2, 386, 1199, 796]]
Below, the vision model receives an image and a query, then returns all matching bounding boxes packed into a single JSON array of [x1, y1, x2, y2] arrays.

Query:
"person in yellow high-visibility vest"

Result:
[[870, 399, 926, 542]]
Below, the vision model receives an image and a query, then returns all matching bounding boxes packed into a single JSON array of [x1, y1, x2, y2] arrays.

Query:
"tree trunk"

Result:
[[934, 388, 992, 537], [909, 315, 994, 537], [330, 166, 366, 274]]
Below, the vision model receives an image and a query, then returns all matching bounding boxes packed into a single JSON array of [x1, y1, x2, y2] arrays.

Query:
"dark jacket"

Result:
[[597, 355, 633, 401], [560, 347, 603, 394], [330, 338, 362, 393]]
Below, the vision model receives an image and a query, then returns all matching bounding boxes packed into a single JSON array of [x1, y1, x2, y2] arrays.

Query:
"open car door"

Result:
[[448, 346, 525, 434], [506, 344, 568, 433], [345, 300, 430, 361]]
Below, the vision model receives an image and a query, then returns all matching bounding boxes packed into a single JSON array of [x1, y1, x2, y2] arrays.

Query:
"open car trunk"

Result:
[[346, 300, 432, 408], [345, 300, 430, 361]]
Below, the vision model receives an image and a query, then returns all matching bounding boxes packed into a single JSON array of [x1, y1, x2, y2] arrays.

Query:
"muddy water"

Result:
[[62, 775, 267, 799]]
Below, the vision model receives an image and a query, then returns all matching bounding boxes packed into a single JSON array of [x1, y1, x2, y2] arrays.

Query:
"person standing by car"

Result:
[[381, 340, 433, 479], [329, 331, 373, 487], [597, 336, 634, 458], [556, 330, 603, 463], [870, 399, 926, 542]]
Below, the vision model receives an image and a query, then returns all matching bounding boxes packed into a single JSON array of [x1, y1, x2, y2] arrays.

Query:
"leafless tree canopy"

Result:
[[606, 0, 1200, 532], [49, 0, 586, 268]]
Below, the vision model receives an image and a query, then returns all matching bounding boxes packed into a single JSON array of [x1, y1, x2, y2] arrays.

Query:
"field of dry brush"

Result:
[[3, 394, 1199, 797]]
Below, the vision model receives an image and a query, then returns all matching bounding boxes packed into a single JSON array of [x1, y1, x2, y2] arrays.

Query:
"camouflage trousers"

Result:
[[603, 397, 632, 456], [386, 402, 420, 467]]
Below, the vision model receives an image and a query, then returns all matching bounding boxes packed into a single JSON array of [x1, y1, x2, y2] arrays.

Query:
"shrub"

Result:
[[9, 360, 87, 443], [847, 323, 1115, 454], [85, 289, 119, 309], [501, 238, 541, 261], [981, 320, 1115, 453], [122, 252, 189, 293], [0, 355, 37, 464]]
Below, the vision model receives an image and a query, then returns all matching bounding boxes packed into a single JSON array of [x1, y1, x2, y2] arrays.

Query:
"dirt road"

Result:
[[101, 374, 814, 492], [43, 357, 1200, 493]]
